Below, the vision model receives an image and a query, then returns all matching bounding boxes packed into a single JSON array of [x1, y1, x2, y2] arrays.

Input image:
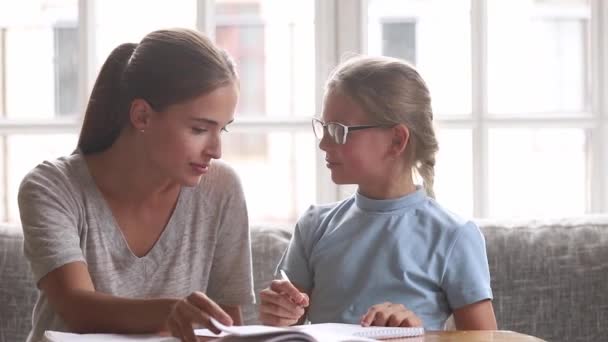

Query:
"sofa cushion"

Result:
[[0, 224, 37, 342], [479, 216, 608, 342], [242, 226, 291, 324]]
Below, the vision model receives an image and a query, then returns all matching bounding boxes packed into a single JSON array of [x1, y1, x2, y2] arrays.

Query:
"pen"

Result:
[[279, 269, 291, 282]]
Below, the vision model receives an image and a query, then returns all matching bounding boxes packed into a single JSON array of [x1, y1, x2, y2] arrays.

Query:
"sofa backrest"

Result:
[[479, 217, 608, 342], [244, 218, 608, 342], [0, 224, 291, 342], [2, 219, 607, 342], [0, 225, 37, 342]]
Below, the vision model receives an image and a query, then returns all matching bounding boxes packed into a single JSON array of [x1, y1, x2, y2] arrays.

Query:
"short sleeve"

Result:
[[18, 164, 85, 285], [276, 208, 315, 293], [205, 167, 255, 306], [441, 221, 493, 310]]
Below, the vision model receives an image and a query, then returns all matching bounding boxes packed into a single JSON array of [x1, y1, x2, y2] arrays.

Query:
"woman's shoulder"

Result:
[[191, 159, 245, 207], [19, 153, 85, 193], [199, 159, 241, 189]]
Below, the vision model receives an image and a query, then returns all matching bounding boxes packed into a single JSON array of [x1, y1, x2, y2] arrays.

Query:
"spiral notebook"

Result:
[[297, 323, 425, 339], [195, 318, 424, 341]]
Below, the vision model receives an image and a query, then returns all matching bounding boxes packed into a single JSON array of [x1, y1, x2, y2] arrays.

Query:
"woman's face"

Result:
[[142, 83, 239, 187]]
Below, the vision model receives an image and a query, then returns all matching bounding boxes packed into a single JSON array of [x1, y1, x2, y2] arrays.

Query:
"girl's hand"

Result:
[[259, 280, 309, 326], [167, 291, 232, 342], [360, 302, 423, 327]]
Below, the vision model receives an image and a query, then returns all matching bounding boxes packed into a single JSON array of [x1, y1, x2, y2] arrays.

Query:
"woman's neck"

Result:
[[84, 134, 179, 205]]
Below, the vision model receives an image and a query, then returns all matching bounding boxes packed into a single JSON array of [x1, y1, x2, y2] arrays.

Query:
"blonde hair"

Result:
[[325, 55, 438, 198]]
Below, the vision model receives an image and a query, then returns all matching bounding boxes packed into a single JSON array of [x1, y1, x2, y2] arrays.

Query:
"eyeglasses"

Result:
[[312, 118, 392, 145]]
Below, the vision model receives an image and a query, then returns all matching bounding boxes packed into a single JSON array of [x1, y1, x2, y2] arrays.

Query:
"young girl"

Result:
[[19, 28, 253, 342], [259, 56, 497, 331]]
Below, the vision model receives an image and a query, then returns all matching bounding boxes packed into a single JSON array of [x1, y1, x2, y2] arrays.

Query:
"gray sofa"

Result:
[[2, 218, 607, 342]]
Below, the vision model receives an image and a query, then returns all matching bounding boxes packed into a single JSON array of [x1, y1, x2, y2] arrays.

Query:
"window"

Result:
[[367, 0, 596, 219], [53, 24, 78, 116], [214, 0, 316, 224], [0, 0, 80, 222], [1, 0, 607, 225], [381, 21, 417, 64]]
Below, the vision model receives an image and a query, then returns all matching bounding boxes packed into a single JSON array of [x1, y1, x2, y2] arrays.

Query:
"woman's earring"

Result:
[[140, 129, 145, 133]]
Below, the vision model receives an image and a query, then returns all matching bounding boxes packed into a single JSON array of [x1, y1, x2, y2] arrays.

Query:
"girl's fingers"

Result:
[[269, 280, 309, 307], [259, 311, 299, 327], [260, 288, 304, 315], [361, 302, 423, 328], [259, 300, 305, 320]]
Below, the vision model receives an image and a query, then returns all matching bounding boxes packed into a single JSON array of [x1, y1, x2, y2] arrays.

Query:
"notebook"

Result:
[[194, 318, 424, 341], [43, 331, 178, 342]]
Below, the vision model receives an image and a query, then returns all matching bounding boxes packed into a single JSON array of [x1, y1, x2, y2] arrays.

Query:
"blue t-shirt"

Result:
[[278, 187, 493, 330]]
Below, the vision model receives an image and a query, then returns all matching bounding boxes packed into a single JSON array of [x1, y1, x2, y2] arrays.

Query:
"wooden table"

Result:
[[383, 330, 546, 341]]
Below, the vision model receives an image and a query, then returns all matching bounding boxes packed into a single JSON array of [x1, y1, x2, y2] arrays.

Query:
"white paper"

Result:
[[43, 331, 179, 342]]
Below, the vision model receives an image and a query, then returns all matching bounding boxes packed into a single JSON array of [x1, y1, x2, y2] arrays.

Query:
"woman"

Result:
[[18, 28, 253, 342]]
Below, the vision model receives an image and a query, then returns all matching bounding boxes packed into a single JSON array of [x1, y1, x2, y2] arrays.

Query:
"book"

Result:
[[194, 318, 425, 341], [43, 331, 178, 342]]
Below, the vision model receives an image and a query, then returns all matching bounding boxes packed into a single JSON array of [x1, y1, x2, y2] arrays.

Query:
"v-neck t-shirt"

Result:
[[18, 152, 254, 342]]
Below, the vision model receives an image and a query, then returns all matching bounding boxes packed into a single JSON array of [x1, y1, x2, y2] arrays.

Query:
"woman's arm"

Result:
[[39, 261, 233, 337], [453, 299, 497, 330], [39, 262, 178, 334]]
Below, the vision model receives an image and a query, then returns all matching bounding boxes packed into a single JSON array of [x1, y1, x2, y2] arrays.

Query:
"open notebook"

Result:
[[194, 318, 424, 341], [43, 320, 423, 342]]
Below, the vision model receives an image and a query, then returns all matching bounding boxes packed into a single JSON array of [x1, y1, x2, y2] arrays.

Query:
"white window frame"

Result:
[[0, 0, 607, 221]]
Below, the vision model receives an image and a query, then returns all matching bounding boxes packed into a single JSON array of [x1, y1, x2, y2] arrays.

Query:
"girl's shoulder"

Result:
[[418, 198, 479, 235], [294, 196, 356, 236]]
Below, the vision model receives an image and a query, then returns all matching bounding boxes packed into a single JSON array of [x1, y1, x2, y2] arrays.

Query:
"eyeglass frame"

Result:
[[311, 118, 394, 145]]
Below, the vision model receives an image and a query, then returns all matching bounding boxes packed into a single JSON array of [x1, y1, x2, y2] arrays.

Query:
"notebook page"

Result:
[[295, 323, 424, 339], [43, 331, 178, 342], [207, 318, 288, 336]]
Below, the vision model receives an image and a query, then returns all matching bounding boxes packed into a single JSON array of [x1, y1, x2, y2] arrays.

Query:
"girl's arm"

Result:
[[39, 261, 232, 336], [453, 299, 497, 330]]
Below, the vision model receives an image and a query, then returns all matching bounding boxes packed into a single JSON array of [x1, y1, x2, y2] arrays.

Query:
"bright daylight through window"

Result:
[[0, 0, 606, 226]]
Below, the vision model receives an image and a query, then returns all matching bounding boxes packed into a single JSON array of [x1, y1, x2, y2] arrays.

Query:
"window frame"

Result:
[[0, 0, 607, 222]]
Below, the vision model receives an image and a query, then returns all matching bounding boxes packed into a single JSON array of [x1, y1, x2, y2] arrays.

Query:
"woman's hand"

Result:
[[167, 291, 232, 342], [360, 302, 423, 327], [259, 280, 309, 326]]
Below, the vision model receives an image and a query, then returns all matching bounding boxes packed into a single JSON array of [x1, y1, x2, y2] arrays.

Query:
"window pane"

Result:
[[367, 0, 471, 116], [1, 0, 79, 118], [95, 0, 197, 71], [7, 134, 78, 223], [222, 131, 316, 225], [336, 129, 473, 218], [488, 128, 586, 218], [435, 128, 473, 218], [215, 0, 315, 118], [488, 0, 590, 114]]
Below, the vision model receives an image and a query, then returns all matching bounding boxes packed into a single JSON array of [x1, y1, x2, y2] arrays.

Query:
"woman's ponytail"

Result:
[[77, 43, 137, 154]]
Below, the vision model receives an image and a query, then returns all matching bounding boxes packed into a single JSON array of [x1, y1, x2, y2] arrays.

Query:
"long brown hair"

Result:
[[77, 28, 237, 154]]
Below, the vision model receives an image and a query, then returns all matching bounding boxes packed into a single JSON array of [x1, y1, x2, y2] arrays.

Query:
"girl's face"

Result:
[[141, 83, 238, 187], [319, 90, 395, 189]]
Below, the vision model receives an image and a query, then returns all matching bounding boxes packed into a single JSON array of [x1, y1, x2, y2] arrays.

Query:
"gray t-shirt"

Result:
[[18, 153, 255, 342]]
